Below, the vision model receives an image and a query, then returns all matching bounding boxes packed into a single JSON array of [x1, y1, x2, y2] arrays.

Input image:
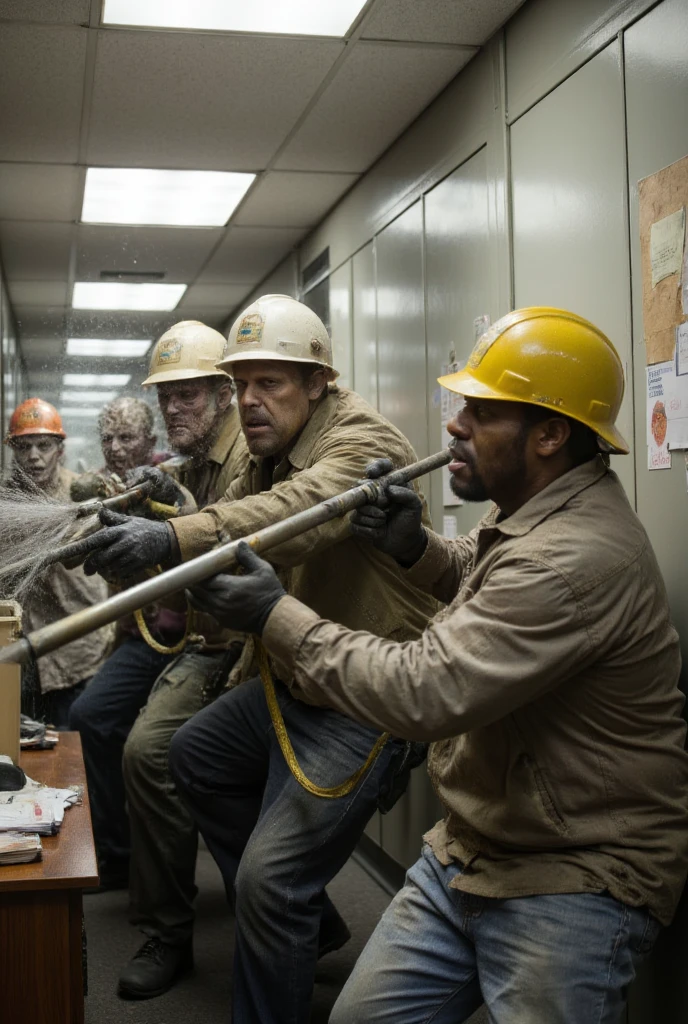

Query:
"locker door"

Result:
[[329, 261, 353, 388], [352, 241, 378, 409]]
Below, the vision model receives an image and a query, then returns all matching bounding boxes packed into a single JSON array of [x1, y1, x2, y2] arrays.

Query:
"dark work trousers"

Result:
[[69, 636, 173, 862], [169, 675, 409, 1024]]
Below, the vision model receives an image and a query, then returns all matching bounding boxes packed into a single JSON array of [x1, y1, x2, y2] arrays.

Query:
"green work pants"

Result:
[[123, 647, 230, 947]]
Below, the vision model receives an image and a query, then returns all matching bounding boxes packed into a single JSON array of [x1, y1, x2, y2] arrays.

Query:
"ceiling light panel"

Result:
[[59, 407, 102, 418], [72, 282, 186, 311], [61, 391, 120, 404], [67, 338, 151, 357], [62, 374, 131, 386], [102, 0, 367, 36], [82, 168, 255, 227]]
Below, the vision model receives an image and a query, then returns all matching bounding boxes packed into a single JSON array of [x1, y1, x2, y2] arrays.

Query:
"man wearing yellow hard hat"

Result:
[[182, 307, 688, 1023]]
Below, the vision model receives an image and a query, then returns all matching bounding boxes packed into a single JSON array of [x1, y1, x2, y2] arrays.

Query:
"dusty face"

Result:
[[231, 360, 327, 459], [100, 420, 155, 475], [156, 378, 232, 456], [11, 434, 63, 490], [447, 397, 532, 506]]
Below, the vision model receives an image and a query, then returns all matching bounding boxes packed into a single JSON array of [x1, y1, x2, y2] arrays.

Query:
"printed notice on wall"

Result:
[[651, 207, 685, 288], [443, 515, 458, 540], [676, 322, 688, 376], [440, 361, 464, 507], [647, 361, 673, 469]]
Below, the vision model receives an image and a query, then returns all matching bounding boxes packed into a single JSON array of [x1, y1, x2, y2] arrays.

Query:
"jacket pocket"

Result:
[[523, 754, 570, 835]]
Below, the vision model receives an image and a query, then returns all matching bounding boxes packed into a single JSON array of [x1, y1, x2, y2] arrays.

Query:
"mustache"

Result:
[[448, 442, 471, 463], [243, 416, 271, 427]]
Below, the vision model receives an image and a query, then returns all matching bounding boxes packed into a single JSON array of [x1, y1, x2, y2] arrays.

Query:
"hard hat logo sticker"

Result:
[[236, 313, 264, 345], [467, 323, 502, 369], [158, 338, 182, 364]]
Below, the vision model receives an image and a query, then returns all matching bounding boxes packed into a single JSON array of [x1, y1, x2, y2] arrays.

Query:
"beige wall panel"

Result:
[[511, 41, 634, 498], [424, 147, 492, 532], [300, 48, 495, 274], [506, 0, 656, 122], [624, 5, 688, 1015], [375, 201, 428, 461], [329, 262, 353, 389], [352, 242, 379, 410]]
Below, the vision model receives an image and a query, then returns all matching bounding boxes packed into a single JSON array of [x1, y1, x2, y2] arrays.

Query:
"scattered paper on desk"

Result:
[[0, 776, 80, 834], [0, 832, 41, 865], [647, 361, 673, 469], [443, 515, 457, 540], [651, 207, 685, 288]]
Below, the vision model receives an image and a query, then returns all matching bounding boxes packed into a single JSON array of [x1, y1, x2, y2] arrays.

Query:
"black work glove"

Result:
[[187, 542, 286, 635], [125, 465, 186, 510], [83, 508, 172, 579], [351, 458, 427, 568]]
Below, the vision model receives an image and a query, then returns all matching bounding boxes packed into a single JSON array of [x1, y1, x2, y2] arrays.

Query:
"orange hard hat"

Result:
[[5, 398, 66, 442]]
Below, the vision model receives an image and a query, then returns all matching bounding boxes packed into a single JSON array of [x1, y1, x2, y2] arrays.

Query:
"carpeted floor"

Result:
[[83, 845, 487, 1023]]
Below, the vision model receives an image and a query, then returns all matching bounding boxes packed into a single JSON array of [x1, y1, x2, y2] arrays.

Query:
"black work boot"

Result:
[[117, 938, 193, 999]]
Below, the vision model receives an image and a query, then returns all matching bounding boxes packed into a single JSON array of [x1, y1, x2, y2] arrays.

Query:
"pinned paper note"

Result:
[[676, 322, 688, 377], [443, 515, 457, 540], [651, 208, 685, 288], [647, 362, 673, 469], [666, 368, 688, 450]]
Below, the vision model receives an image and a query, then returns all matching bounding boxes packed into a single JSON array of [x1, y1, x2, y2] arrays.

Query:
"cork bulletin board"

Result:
[[639, 154, 688, 365]]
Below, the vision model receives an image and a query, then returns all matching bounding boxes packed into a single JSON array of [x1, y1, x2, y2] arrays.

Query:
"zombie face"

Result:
[[156, 378, 233, 456], [11, 434, 63, 490], [99, 397, 156, 475]]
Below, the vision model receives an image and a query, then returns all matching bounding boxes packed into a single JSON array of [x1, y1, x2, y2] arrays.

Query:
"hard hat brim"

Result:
[[6, 426, 66, 440], [438, 369, 630, 455], [217, 349, 339, 378], [142, 367, 230, 387]]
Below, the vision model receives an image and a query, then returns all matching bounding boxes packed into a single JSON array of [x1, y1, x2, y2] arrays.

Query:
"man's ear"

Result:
[[306, 369, 328, 402], [216, 380, 234, 412], [535, 417, 571, 458]]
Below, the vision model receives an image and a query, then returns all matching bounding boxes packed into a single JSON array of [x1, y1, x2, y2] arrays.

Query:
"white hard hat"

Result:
[[142, 321, 230, 387], [218, 295, 338, 378]]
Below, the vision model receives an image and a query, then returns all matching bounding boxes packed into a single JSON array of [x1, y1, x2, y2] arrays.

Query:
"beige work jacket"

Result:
[[263, 456, 688, 926], [171, 385, 438, 672], [22, 466, 112, 693]]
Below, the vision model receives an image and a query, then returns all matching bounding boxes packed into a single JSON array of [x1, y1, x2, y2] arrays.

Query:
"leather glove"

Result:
[[351, 457, 427, 568], [187, 542, 286, 635], [125, 465, 186, 510], [83, 508, 172, 579]]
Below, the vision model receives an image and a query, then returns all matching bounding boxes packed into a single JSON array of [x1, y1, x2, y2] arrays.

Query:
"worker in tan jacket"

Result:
[[86, 295, 438, 1014], [180, 307, 688, 1024]]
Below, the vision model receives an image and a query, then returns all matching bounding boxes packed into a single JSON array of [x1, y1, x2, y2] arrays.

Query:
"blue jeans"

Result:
[[69, 636, 173, 861], [169, 675, 409, 1024], [330, 844, 661, 1024]]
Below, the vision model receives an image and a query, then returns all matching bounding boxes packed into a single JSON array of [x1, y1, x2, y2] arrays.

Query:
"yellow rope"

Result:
[[133, 563, 192, 656], [255, 637, 390, 799]]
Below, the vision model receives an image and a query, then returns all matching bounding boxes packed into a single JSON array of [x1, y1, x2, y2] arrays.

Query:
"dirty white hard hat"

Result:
[[142, 321, 231, 387], [218, 295, 338, 378]]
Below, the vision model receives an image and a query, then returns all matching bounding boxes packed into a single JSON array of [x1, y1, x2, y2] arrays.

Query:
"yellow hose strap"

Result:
[[133, 564, 191, 656], [255, 637, 390, 799], [145, 498, 179, 519]]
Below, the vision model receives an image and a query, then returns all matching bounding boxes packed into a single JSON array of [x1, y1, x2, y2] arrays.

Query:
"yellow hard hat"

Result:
[[438, 307, 629, 454], [142, 321, 230, 387], [218, 294, 338, 377]]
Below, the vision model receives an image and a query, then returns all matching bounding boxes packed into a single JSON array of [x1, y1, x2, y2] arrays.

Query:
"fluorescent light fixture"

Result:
[[62, 374, 131, 387], [72, 282, 186, 311], [61, 391, 119, 404], [59, 407, 101, 418], [102, 0, 367, 36], [67, 338, 151, 358], [82, 168, 255, 227]]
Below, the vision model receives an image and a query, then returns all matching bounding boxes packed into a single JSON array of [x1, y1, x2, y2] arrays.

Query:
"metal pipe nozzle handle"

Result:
[[0, 449, 452, 667]]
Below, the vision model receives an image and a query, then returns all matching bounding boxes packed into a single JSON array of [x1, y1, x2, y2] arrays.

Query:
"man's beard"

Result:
[[449, 425, 528, 505]]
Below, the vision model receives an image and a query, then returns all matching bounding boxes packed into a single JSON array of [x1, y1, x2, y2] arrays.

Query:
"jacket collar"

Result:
[[483, 455, 610, 537], [207, 404, 241, 466]]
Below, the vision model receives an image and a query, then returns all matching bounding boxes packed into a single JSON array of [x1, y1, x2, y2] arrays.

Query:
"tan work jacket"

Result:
[[22, 466, 112, 693], [263, 457, 688, 926], [171, 385, 438, 672], [170, 405, 249, 647]]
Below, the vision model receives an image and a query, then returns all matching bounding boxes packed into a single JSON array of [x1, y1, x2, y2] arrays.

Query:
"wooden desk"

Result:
[[0, 733, 98, 1024]]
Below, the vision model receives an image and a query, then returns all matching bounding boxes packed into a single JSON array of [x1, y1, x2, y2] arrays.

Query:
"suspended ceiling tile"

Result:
[[274, 42, 477, 173], [75, 225, 224, 283], [0, 163, 82, 222], [361, 0, 526, 46], [201, 226, 304, 284], [0, 24, 87, 162], [17, 338, 65, 372], [87, 31, 344, 170], [0, 0, 90, 24], [0, 222, 74, 280], [179, 283, 252, 311], [234, 171, 360, 227], [7, 281, 70, 306]]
